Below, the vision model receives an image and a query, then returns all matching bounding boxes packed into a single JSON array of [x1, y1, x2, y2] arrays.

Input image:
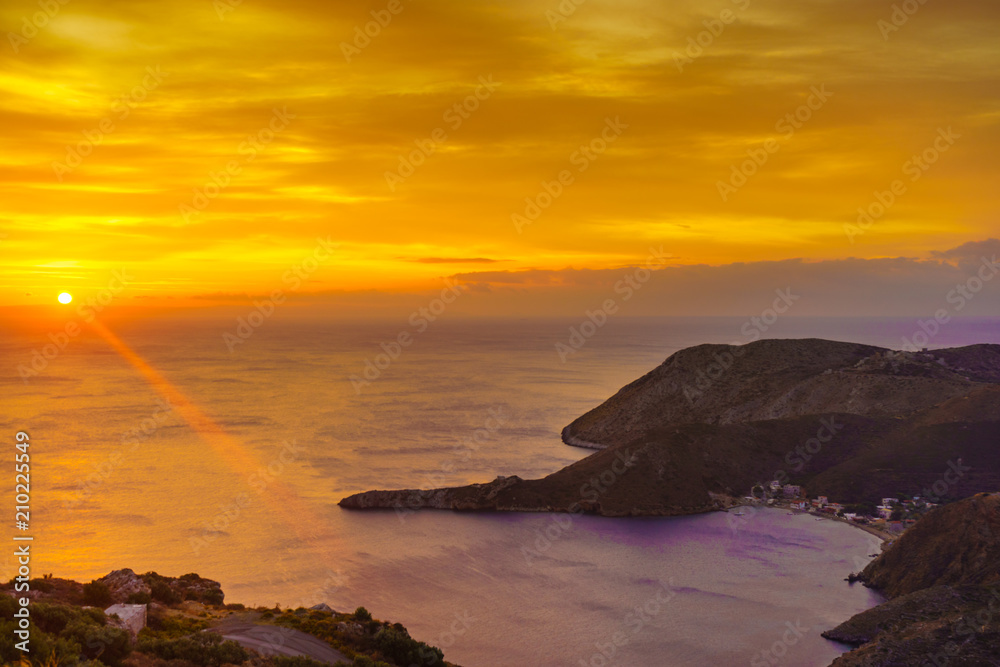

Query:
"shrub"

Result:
[[148, 580, 180, 605], [127, 592, 152, 604], [353, 607, 372, 622], [83, 580, 113, 607], [30, 576, 55, 593], [142, 613, 207, 638], [137, 632, 251, 666], [64, 618, 132, 666], [350, 657, 392, 667], [271, 656, 331, 667], [32, 602, 75, 634], [373, 626, 444, 667], [201, 588, 225, 606]]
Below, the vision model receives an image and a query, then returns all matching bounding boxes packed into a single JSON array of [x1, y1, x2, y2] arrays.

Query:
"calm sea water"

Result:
[[4, 315, 999, 666]]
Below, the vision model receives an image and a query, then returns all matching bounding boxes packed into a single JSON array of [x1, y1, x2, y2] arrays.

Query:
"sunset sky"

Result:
[[2, 0, 999, 316]]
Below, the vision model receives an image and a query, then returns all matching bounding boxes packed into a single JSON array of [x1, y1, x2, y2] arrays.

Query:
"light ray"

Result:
[[87, 317, 334, 549]]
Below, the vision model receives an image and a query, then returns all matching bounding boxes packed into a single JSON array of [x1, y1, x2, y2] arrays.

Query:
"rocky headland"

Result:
[[341, 339, 1000, 515]]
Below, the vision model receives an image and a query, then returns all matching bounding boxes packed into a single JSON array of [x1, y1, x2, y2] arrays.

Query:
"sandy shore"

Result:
[[725, 497, 894, 545], [809, 511, 893, 544]]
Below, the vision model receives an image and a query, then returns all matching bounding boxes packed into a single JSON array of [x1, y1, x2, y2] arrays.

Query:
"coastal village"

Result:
[[735, 479, 945, 544]]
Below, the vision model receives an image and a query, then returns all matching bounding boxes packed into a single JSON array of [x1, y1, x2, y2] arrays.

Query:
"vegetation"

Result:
[[0, 570, 459, 667], [83, 580, 114, 607], [0, 596, 130, 666], [136, 632, 250, 666], [373, 625, 444, 666]]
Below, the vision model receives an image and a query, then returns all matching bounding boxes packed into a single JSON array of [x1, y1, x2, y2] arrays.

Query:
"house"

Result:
[[826, 503, 844, 513], [882, 498, 899, 507], [843, 513, 857, 521], [782, 485, 803, 499], [815, 496, 828, 507], [877, 506, 894, 520], [769, 480, 783, 493], [888, 521, 905, 534], [104, 604, 147, 637]]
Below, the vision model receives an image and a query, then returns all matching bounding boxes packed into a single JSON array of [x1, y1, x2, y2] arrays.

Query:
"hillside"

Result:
[[857, 492, 1000, 597], [824, 494, 1000, 666], [563, 339, 1000, 449], [342, 340, 1000, 515], [1, 569, 459, 667]]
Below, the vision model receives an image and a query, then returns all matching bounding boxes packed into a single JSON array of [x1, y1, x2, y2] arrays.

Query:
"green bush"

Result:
[[141, 612, 207, 639], [137, 632, 251, 666], [127, 592, 152, 604], [149, 579, 181, 605], [350, 656, 392, 667], [202, 587, 225, 606], [33, 602, 77, 634], [83, 580, 113, 607], [353, 606, 372, 622], [0, 620, 83, 665], [271, 656, 331, 667], [373, 626, 444, 667], [64, 618, 132, 666], [30, 576, 55, 593]]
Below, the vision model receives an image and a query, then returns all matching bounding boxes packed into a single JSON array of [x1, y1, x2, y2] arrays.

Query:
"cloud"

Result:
[[153, 239, 1000, 319], [2, 0, 999, 306], [931, 238, 1000, 261], [408, 257, 505, 264]]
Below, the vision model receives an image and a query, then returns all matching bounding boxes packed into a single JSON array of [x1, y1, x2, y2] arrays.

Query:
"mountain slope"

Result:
[[824, 494, 1000, 666], [562, 340, 1000, 449], [858, 492, 1000, 597]]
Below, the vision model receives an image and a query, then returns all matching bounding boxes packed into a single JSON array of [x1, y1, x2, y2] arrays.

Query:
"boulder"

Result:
[[98, 569, 151, 603]]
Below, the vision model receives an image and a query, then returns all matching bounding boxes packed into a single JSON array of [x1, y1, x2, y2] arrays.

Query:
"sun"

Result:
[[58, 292, 73, 304]]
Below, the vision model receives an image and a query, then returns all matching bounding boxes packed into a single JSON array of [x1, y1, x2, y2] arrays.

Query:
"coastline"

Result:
[[725, 499, 893, 545]]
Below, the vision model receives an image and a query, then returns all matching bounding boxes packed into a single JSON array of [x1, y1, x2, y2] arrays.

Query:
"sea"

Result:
[[4, 315, 1000, 666]]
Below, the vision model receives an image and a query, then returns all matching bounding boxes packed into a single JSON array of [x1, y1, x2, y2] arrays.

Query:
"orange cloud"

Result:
[[1, 0, 998, 310]]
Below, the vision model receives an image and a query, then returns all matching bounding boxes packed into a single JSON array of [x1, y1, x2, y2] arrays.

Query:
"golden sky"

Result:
[[1, 0, 999, 313]]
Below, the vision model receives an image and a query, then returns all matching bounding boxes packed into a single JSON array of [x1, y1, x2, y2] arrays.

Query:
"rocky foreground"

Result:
[[824, 493, 1000, 666], [341, 340, 1000, 515], [1, 568, 458, 667]]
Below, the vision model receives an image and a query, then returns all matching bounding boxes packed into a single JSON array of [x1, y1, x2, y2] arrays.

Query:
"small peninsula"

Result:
[[341, 339, 1000, 516]]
